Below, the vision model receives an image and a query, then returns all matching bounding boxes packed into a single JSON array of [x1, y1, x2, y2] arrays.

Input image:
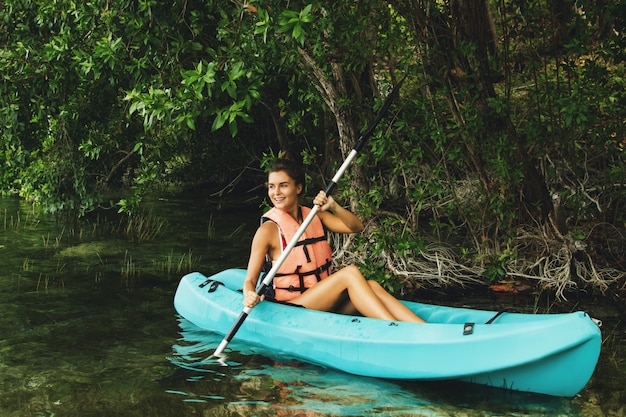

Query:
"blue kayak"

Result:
[[173, 268, 601, 397]]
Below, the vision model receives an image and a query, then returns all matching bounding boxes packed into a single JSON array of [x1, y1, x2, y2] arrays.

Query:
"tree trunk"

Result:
[[392, 0, 554, 222], [297, 48, 366, 212]]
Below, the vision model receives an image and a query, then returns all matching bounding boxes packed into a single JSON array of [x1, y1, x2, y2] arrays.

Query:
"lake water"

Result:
[[0, 193, 623, 417]]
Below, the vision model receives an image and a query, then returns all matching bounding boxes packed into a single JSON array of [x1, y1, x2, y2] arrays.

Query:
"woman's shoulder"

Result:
[[251, 221, 279, 251], [257, 219, 279, 238]]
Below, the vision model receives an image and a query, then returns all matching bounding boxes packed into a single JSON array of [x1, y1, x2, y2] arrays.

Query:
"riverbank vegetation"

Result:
[[1, 1, 624, 298]]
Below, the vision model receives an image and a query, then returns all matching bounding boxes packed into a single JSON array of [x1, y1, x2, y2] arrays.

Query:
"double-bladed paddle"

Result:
[[213, 77, 405, 357]]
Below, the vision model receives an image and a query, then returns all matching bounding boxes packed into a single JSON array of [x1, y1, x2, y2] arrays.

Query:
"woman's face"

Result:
[[268, 170, 302, 211]]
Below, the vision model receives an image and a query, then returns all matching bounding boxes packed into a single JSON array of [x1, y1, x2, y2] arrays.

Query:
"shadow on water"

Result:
[[0, 194, 624, 416]]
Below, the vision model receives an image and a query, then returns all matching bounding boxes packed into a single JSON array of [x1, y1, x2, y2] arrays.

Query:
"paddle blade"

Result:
[[214, 308, 250, 356], [204, 351, 229, 367]]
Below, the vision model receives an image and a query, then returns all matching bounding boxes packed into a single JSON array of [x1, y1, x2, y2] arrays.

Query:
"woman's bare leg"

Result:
[[323, 288, 359, 315], [334, 297, 359, 316], [292, 265, 425, 323], [330, 282, 426, 322], [367, 280, 425, 323], [293, 265, 396, 320]]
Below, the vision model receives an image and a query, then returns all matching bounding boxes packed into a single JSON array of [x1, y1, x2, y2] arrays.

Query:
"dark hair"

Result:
[[269, 150, 305, 187]]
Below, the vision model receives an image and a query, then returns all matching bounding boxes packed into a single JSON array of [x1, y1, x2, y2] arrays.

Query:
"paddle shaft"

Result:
[[214, 78, 404, 357]]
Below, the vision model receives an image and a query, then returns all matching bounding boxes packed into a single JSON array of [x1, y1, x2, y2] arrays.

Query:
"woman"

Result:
[[242, 153, 425, 323]]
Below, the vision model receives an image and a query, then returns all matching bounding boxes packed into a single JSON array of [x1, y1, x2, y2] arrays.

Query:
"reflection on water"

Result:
[[0, 194, 624, 417], [168, 317, 442, 416], [166, 317, 587, 417]]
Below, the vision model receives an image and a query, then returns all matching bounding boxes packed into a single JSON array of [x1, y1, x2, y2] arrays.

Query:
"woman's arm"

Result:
[[314, 191, 364, 234], [242, 222, 276, 307]]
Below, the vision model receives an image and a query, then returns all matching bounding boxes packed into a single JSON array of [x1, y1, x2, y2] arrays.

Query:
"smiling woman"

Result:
[[241, 151, 426, 323]]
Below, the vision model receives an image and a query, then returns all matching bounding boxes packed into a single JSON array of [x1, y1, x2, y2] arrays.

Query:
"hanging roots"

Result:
[[331, 233, 484, 288], [383, 244, 485, 288], [329, 223, 624, 300], [510, 224, 624, 299]]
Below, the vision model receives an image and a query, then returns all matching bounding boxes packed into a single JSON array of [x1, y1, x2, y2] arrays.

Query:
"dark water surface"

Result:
[[1, 194, 624, 417]]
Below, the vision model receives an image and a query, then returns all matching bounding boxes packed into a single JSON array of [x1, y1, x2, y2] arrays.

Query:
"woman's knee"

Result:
[[335, 264, 360, 276], [335, 265, 365, 283], [344, 264, 362, 276]]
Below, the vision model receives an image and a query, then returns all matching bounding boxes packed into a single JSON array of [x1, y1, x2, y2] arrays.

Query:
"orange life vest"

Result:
[[262, 206, 333, 301]]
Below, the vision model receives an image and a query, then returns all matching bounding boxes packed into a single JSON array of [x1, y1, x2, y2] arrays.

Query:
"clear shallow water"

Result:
[[0, 194, 624, 416]]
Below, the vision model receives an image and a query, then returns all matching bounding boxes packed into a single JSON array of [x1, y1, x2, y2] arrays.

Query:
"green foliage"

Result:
[[1, 0, 625, 292], [356, 224, 428, 293], [0, 0, 275, 215], [277, 4, 316, 46], [477, 247, 517, 283]]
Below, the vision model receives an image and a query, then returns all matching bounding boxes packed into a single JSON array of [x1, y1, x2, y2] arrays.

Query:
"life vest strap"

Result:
[[294, 236, 327, 246], [274, 258, 332, 293], [295, 235, 327, 262]]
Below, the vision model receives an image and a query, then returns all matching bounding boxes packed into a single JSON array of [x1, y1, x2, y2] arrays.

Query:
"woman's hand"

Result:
[[314, 190, 364, 233], [313, 191, 336, 212], [243, 289, 263, 308]]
